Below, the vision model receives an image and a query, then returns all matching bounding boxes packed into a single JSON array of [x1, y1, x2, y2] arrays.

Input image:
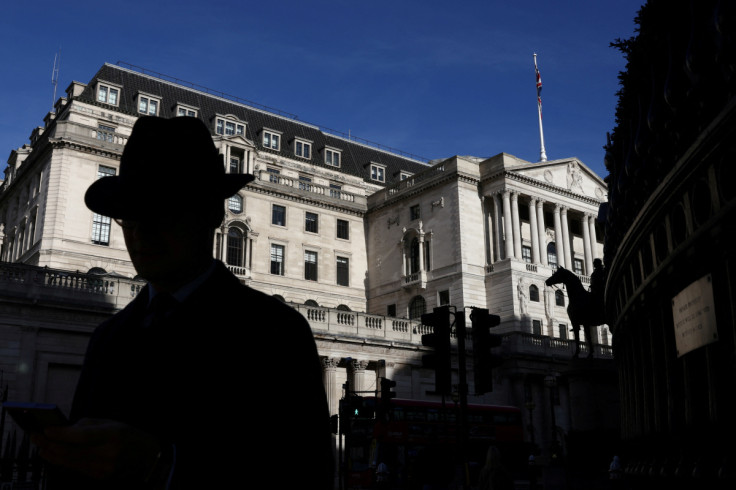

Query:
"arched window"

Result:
[[337, 304, 351, 311], [409, 295, 426, 320], [555, 290, 565, 306], [547, 242, 558, 269], [529, 284, 540, 302], [88, 267, 107, 275], [226, 228, 244, 267], [305, 299, 319, 307]]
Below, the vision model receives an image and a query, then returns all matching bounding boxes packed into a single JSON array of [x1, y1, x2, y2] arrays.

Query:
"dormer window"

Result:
[[370, 163, 386, 183], [294, 139, 312, 159], [96, 82, 120, 106], [262, 129, 281, 150], [137, 94, 160, 116], [216, 117, 245, 136], [324, 147, 341, 167], [400, 171, 413, 180], [176, 104, 198, 118]]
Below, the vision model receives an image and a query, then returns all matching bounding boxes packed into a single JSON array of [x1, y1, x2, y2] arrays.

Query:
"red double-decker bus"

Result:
[[342, 397, 526, 489]]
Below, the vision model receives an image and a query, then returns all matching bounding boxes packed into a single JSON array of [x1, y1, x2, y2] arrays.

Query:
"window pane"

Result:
[[228, 195, 242, 213], [109, 89, 118, 105], [139, 98, 148, 113], [98, 86, 107, 102], [270, 244, 284, 275], [227, 228, 243, 267], [92, 214, 111, 245], [149, 99, 158, 114], [337, 219, 349, 240], [305, 251, 318, 281], [226, 122, 235, 135], [337, 256, 349, 286], [305, 212, 318, 233], [272, 205, 286, 226], [304, 144, 311, 159]]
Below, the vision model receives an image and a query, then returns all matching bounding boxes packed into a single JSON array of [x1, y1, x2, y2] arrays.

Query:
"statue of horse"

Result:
[[545, 267, 605, 358]]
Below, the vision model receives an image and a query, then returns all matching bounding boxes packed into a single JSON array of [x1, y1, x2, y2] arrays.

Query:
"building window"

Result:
[[559, 324, 568, 340], [138, 95, 159, 116], [555, 290, 565, 307], [272, 204, 286, 226], [529, 284, 540, 302], [305, 212, 318, 233], [299, 176, 312, 191], [216, 118, 245, 136], [439, 290, 450, 306], [410, 238, 420, 274], [91, 165, 116, 246], [267, 167, 280, 183], [573, 258, 584, 275], [337, 219, 349, 240], [97, 84, 119, 105], [532, 320, 542, 335], [371, 163, 386, 182], [400, 172, 413, 180], [177, 105, 198, 117], [97, 124, 116, 143], [409, 296, 426, 320], [263, 130, 281, 150], [228, 194, 243, 214], [270, 244, 284, 275], [387, 304, 397, 317], [305, 250, 318, 281], [92, 214, 111, 246], [229, 157, 242, 174], [226, 228, 244, 268], [337, 256, 349, 286], [547, 242, 558, 269], [325, 148, 341, 167], [410, 205, 420, 221], [522, 246, 532, 263], [295, 140, 312, 159], [329, 183, 342, 199]]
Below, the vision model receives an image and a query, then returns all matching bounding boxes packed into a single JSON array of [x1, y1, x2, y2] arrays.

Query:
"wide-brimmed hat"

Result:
[[84, 116, 254, 219]]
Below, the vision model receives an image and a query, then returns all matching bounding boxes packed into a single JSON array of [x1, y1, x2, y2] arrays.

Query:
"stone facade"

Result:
[[0, 62, 615, 478]]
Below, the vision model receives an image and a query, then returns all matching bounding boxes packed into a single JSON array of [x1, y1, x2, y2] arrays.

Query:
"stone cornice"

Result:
[[501, 171, 604, 207], [244, 183, 365, 217]]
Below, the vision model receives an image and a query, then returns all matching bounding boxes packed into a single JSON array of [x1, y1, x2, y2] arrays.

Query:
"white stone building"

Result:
[[0, 62, 614, 473]]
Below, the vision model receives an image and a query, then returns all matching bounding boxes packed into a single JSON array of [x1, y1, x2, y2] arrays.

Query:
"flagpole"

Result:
[[534, 53, 547, 162]]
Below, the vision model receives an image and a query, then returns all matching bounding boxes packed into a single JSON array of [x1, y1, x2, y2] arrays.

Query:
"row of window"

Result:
[[95, 82, 397, 183], [271, 204, 350, 239], [268, 244, 350, 286]]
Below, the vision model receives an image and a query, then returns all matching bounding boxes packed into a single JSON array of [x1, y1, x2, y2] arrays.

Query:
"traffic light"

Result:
[[378, 377, 397, 421], [380, 377, 397, 402], [470, 307, 503, 394], [421, 306, 452, 395]]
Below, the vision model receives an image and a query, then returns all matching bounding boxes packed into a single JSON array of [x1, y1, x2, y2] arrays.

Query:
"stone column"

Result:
[[401, 239, 408, 276], [493, 193, 503, 261], [350, 359, 371, 395], [588, 213, 599, 262], [561, 207, 572, 270], [582, 214, 593, 274], [553, 205, 565, 269], [483, 196, 495, 264], [536, 200, 547, 266], [529, 197, 540, 264], [418, 224, 425, 272], [322, 357, 341, 416], [503, 190, 514, 260], [511, 191, 522, 259]]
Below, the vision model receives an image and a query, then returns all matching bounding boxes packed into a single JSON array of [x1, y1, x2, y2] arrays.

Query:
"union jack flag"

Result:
[[535, 63, 542, 106]]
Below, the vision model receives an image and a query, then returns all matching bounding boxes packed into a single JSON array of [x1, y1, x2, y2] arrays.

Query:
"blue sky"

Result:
[[0, 0, 643, 180]]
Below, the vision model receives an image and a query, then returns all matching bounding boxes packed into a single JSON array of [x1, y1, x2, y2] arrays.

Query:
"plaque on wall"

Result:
[[671, 274, 718, 357]]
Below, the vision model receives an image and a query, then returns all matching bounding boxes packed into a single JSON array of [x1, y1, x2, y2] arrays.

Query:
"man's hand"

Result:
[[32, 418, 161, 482]]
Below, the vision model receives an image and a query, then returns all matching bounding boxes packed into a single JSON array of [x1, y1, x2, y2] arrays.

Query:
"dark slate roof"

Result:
[[79, 63, 431, 186]]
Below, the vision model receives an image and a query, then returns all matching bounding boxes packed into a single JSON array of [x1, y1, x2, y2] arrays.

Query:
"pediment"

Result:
[[509, 158, 607, 200]]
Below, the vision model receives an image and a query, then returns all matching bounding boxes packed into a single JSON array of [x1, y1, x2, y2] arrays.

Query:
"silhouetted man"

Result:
[[589, 258, 606, 323], [33, 116, 333, 489]]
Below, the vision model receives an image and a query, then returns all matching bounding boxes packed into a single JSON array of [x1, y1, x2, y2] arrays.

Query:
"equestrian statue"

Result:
[[545, 259, 607, 358]]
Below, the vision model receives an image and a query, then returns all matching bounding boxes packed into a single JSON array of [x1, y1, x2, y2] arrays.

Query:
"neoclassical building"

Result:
[[0, 62, 615, 483]]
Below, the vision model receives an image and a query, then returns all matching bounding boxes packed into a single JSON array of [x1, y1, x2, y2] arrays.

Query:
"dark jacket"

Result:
[[53, 261, 333, 489]]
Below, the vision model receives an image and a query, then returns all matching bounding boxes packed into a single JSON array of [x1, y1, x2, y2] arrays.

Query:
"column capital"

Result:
[[322, 357, 341, 370], [349, 359, 369, 372]]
